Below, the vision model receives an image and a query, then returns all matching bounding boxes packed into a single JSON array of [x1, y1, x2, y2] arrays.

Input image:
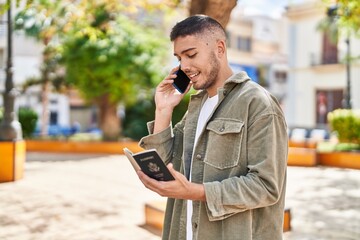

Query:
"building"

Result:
[[227, 10, 289, 108], [285, 0, 360, 129]]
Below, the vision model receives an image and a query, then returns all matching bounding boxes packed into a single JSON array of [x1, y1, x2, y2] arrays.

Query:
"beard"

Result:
[[193, 51, 221, 91]]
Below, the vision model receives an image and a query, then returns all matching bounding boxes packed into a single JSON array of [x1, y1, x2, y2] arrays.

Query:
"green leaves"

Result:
[[322, 0, 360, 37], [14, 0, 65, 42], [1, 0, 33, 15], [61, 12, 168, 106], [18, 108, 38, 139], [14, 0, 170, 106], [328, 109, 360, 145], [336, 0, 360, 36], [12, 0, 174, 140]]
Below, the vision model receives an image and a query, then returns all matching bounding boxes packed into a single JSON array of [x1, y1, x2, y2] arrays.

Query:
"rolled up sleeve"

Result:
[[138, 121, 174, 163]]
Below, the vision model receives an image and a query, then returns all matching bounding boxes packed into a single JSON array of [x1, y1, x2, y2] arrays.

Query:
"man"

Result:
[[137, 15, 288, 240]]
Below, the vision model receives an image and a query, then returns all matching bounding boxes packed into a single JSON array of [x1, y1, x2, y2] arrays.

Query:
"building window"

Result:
[[315, 89, 343, 125], [237, 36, 251, 52], [275, 71, 287, 83], [322, 31, 338, 64], [49, 111, 58, 125], [226, 31, 231, 48]]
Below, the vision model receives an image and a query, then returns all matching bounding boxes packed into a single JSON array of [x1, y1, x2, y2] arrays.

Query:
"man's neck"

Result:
[[207, 65, 233, 97]]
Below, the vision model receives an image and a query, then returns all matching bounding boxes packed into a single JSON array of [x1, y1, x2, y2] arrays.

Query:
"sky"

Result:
[[236, 0, 306, 18]]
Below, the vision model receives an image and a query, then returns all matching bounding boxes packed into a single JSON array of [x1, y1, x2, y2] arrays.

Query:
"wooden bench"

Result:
[[144, 201, 291, 234]]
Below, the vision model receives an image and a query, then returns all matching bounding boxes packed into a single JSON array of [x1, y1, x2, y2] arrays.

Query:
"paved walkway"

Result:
[[0, 152, 359, 240]]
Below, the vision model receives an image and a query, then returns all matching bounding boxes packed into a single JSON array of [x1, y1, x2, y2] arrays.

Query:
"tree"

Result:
[[0, 0, 31, 14], [13, 0, 177, 141], [328, 0, 360, 36], [189, 0, 237, 27], [60, 1, 169, 141], [320, 0, 360, 40], [14, 0, 68, 136]]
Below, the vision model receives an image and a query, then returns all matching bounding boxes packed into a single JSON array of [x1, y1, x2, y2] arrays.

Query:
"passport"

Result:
[[123, 148, 175, 181]]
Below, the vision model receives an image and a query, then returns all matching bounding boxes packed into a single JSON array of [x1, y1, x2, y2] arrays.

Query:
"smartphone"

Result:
[[173, 69, 191, 94]]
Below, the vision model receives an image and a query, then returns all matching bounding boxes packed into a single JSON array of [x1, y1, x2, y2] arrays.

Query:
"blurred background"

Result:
[[0, 0, 358, 143], [0, 1, 360, 240]]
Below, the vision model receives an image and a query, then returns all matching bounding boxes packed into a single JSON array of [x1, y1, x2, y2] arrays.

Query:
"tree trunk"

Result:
[[97, 94, 120, 141], [40, 39, 51, 137], [40, 80, 49, 136], [189, 0, 237, 28]]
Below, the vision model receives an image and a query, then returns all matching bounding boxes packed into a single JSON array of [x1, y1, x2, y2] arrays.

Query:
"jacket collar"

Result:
[[224, 71, 251, 86], [191, 71, 251, 99]]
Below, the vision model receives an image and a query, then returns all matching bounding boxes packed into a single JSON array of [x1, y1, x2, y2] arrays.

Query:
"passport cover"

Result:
[[123, 148, 175, 181]]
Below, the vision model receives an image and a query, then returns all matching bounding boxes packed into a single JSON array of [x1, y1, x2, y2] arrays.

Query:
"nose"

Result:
[[180, 62, 190, 72]]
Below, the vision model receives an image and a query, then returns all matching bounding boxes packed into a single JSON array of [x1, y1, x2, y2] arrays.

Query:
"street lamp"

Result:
[[327, 5, 352, 109], [344, 35, 351, 109], [0, 2, 22, 141]]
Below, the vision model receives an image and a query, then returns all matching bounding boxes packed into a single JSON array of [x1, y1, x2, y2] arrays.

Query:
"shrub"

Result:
[[328, 109, 360, 145], [18, 107, 38, 139], [123, 92, 190, 141], [123, 97, 156, 141]]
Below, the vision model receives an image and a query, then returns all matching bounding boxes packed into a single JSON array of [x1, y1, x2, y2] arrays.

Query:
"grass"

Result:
[[317, 141, 360, 152]]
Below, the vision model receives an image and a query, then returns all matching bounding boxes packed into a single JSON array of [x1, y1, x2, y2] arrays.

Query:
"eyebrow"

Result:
[[174, 47, 197, 57]]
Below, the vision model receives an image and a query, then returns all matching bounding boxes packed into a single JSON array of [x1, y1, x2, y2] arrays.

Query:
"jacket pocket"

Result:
[[204, 118, 244, 169]]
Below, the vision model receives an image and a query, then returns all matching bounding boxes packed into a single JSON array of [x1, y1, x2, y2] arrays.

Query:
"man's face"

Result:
[[173, 35, 220, 92]]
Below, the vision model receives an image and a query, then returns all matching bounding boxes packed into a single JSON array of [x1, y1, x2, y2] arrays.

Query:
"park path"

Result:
[[0, 152, 359, 240]]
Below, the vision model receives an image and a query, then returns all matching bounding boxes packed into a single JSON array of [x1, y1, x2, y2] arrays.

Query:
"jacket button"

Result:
[[220, 127, 225, 132], [196, 154, 202, 160]]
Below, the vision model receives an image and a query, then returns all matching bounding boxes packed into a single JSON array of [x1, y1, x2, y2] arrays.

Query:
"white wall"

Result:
[[285, 1, 360, 128]]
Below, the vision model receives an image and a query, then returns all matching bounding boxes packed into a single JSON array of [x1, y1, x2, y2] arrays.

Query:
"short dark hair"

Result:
[[170, 15, 226, 41]]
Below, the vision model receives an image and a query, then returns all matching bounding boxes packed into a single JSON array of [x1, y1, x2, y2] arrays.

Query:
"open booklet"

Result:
[[123, 148, 175, 181]]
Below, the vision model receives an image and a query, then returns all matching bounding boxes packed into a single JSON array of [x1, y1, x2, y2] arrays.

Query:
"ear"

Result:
[[216, 39, 226, 57]]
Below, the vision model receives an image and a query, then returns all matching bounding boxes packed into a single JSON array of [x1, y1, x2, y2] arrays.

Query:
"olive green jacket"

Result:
[[139, 72, 288, 240]]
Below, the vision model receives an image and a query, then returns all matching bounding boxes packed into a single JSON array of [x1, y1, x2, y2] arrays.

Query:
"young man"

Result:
[[137, 15, 288, 240]]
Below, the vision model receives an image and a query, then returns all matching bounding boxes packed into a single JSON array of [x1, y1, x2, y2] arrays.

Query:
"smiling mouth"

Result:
[[189, 72, 200, 79]]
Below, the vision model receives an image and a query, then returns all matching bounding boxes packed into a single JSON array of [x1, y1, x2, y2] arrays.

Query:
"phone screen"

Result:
[[173, 69, 191, 94]]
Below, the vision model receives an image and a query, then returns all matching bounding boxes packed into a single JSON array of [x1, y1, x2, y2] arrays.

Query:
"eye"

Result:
[[188, 53, 197, 58]]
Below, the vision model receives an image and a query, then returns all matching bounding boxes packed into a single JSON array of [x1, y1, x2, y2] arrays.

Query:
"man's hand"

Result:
[[155, 67, 192, 111], [137, 163, 206, 202], [153, 67, 192, 133]]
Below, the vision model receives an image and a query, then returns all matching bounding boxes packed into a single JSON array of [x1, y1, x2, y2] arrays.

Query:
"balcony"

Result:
[[309, 51, 347, 72], [310, 51, 346, 66]]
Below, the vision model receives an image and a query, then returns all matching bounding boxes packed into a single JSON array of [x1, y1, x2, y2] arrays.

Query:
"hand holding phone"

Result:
[[172, 69, 191, 94]]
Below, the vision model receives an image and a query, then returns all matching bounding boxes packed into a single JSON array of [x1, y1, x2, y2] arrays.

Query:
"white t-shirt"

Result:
[[186, 94, 218, 240]]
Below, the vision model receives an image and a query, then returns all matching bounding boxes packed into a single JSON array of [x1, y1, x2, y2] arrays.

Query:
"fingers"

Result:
[[156, 73, 175, 92], [167, 163, 178, 177], [156, 80, 174, 92], [137, 170, 163, 193], [160, 66, 181, 86], [171, 66, 180, 74], [137, 165, 195, 200], [165, 66, 180, 82]]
